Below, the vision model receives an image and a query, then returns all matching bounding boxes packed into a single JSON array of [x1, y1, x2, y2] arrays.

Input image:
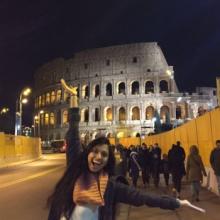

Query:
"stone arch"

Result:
[[82, 85, 89, 98], [106, 83, 112, 96], [119, 107, 126, 121], [44, 113, 49, 125], [50, 112, 55, 126], [176, 106, 182, 119], [46, 92, 50, 105], [117, 82, 125, 95], [160, 105, 169, 122], [104, 107, 112, 121], [131, 81, 139, 94], [145, 81, 154, 93], [56, 89, 62, 102], [132, 106, 140, 120], [94, 84, 100, 97], [159, 80, 169, 93], [62, 110, 68, 124], [145, 106, 154, 120], [51, 91, 55, 103], [95, 108, 100, 121], [81, 108, 89, 122]]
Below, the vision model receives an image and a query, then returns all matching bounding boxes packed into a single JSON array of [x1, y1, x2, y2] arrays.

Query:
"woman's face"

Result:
[[88, 144, 109, 172]]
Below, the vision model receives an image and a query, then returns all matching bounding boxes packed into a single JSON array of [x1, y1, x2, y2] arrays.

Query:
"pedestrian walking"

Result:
[[161, 153, 170, 187], [210, 140, 220, 195], [151, 143, 161, 187], [128, 149, 141, 187], [139, 143, 151, 187], [168, 141, 186, 198], [186, 145, 207, 202]]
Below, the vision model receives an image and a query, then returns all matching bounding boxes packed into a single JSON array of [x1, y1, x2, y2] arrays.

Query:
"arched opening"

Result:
[[160, 105, 169, 122], [50, 113, 55, 126], [119, 107, 126, 121], [106, 83, 112, 96], [104, 107, 112, 121], [56, 90, 62, 102], [95, 108, 100, 121], [95, 84, 100, 97], [44, 113, 49, 125], [159, 80, 169, 93], [132, 106, 140, 120], [82, 85, 89, 99], [81, 109, 89, 122], [118, 82, 125, 95], [145, 106, 154, 120], [46, 93, 50, 104], [176, 106, 182, 119], [51, 91, 55, 103], [131, 81, 139, 94], [145, 81, 154, 93], [63, 110, 68, 125], [64, 90, 69, 102]]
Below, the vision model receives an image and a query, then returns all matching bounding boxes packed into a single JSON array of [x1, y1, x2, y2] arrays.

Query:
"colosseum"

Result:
[[33, 42, 217, 143]]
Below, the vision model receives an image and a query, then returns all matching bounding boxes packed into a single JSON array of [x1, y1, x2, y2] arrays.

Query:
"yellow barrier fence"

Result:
[[141, 108, 220, 166], [0, 133, 41, 166], [108, 108, 220, 167]]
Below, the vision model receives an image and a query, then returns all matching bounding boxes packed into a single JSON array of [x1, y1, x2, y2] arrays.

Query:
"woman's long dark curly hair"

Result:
[[47, 136, 115, 220]]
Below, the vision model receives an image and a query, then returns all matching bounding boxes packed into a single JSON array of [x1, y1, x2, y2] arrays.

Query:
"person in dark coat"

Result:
[[139, 143, 151, 187], [186, 145, 207, 202], [47, 79, 193, 220], [128, 149, 141, 187], [168, 141, 186, 198], [151, 143, 161, 187], [161, 153, 170, 187], [210, 140, 220, 195]]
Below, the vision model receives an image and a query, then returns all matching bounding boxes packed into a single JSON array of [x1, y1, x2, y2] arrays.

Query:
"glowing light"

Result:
[[177, 97, 182, 102], [23, 88, 31, 96], [22, 98, 28, 104], [166, 70, 172, 76]]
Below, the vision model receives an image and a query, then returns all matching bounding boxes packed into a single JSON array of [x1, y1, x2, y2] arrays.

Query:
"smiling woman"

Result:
[[47, 79, 192, 220]]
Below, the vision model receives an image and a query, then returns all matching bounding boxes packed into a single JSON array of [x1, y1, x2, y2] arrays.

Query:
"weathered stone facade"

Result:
[[33, 42, 217, 142]]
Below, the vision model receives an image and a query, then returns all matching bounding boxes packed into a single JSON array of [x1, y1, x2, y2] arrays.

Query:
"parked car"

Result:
[[51, 140, 66, 153]]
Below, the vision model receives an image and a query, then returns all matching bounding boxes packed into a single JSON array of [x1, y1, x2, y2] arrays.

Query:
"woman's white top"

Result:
[[70, 205, 99, 220]]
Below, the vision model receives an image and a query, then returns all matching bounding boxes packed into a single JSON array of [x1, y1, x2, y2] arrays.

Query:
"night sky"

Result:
[[1, 0, 220, 126]]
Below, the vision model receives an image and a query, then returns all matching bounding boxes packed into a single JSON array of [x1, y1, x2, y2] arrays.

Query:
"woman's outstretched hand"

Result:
[[177, 199, 206, 213], [177, 199, 191, 207], [60, 78, 78, 108]]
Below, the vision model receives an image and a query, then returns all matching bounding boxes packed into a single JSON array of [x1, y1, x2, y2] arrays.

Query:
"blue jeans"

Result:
[[191, 181, 200, 199]]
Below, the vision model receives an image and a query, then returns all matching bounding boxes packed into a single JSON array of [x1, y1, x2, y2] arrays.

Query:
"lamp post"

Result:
[[34, 110, 44, 137], [15, 87, 31, 136]]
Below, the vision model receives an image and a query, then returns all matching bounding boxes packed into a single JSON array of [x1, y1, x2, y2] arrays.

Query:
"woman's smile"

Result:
[[88, 144, 109, 172]]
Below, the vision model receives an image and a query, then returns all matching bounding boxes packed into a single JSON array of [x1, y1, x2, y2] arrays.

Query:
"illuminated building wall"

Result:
[[33, 42, 217, 142]]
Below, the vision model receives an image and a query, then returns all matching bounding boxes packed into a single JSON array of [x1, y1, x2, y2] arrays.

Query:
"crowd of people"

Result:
[[114, 139, 220, 203]]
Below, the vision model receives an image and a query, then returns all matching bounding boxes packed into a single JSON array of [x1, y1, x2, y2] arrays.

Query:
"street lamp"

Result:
[[15, 87, 31, 136], [0, 107, 9, 114], [34, 110, 44, 137]]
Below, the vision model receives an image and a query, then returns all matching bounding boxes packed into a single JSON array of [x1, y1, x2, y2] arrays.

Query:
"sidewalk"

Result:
[[117, 177, 219, 220]]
